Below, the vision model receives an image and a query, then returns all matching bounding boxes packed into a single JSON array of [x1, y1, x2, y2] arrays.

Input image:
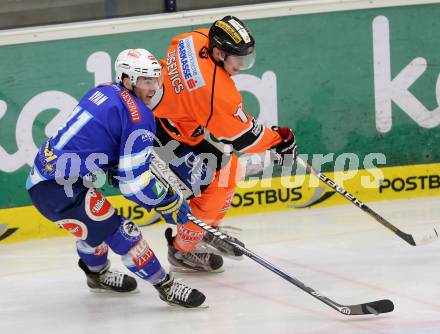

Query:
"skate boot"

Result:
[[154, 272, 206, 308], [202, 229, 245, 260], [78, 259, 138, 293], [165, 228, 223, 273]]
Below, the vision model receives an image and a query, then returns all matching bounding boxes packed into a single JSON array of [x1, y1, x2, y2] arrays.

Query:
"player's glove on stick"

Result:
[[155, 188, 190, 225], [271, 126, 298, 165]]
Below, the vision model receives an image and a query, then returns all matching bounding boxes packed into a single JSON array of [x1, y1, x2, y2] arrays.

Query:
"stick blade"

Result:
[[360, 299, 394, 315], [413, 227, 439, 246]]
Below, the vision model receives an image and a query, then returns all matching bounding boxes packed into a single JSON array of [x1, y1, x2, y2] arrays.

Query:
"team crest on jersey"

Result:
[[57, 219, 88, 240], [119, 89, 142, 123], [85, 189, 115, 221], [178, 36, 206, 91]]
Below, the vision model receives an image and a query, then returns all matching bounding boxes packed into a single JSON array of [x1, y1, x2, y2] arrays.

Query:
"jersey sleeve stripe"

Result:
[[25, 167, 48, 190], [236, 129, 265, 152], [118, 147, 152, 172], [216, 119, 264, 152], [118, 170, 153, 196], [54, 110, 93, 150], [215, 121, 253, 142]]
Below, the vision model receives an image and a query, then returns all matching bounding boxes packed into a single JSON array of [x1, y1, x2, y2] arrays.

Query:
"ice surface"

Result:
[[1, 197, 439, 334]]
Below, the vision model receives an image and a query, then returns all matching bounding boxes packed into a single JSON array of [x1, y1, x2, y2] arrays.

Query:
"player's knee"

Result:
[[52, 189, 120, 247]]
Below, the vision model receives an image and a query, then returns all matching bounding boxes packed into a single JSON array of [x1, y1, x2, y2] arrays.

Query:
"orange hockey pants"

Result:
[[173, 155, 242, 252]]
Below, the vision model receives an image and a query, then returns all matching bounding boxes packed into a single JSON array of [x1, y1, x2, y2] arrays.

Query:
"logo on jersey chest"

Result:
[[178, 36, 206, 92]]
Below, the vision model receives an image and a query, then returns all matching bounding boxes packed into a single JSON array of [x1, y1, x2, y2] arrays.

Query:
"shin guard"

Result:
[[106, 219, 166, 285]]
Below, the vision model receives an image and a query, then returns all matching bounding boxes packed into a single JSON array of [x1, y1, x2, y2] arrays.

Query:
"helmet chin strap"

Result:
[[125, 84, 135, 93], [210, 49, 227, 69], [219, 51, 228, 62], [130, 76, 138, 91], [120, 75, 136, 93]]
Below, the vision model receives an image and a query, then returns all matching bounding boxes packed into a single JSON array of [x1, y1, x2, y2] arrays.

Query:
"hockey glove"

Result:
[[155, 188, 190, 225], [271, 126, 298, 165]]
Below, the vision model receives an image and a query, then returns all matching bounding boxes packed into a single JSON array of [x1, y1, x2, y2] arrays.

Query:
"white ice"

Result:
[[1, 196, 440, 334]]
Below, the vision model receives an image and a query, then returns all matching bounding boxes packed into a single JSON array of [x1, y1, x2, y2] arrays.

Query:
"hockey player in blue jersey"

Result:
[[26, 48, 206, 308]]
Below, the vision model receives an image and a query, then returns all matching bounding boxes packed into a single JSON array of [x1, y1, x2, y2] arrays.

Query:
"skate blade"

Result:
[[166, 301, 210, 309], [89, 288, 140, 294], [169, 264, 224, 274]]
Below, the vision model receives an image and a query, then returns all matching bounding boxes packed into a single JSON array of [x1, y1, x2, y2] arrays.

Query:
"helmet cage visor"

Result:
[[224, 48, 256, 70], [134, 74, 163, 90]]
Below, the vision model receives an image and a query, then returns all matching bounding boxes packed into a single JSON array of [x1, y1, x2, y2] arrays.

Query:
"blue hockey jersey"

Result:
[[26, 83, 167, 210]]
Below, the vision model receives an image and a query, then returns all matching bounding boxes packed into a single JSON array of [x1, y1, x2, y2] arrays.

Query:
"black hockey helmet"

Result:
[[208, 16, 256, 69]]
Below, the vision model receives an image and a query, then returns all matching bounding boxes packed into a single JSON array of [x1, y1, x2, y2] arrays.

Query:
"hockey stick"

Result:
[[148, 151, 394, 315], [139, 149, 260, 228], [138, 150, 194, 227], [145, 147, 437, 245], [187, 213, 394, 316], [296, 157, 439, 246]]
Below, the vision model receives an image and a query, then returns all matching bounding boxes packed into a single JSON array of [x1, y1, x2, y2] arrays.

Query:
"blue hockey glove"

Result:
[[155, 188, 190, 225]]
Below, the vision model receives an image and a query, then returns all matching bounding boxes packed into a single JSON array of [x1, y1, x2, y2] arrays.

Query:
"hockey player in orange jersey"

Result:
[[153, 15, 297, 272]]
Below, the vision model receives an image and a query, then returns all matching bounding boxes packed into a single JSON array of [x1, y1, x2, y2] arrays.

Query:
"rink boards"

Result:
[[0, 0, 439, 245], [0, 161, 438, 244]]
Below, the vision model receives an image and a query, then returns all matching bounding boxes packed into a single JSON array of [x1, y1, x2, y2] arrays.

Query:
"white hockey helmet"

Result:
[[115, 49, 162, 86]]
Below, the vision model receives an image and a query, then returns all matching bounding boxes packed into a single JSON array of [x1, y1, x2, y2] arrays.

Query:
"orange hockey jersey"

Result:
[[153, 28, 281, 153]]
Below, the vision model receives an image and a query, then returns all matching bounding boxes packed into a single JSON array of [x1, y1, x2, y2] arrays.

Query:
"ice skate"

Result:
[[202, 228, 245, 260], [154, 272, 206, 308], [165, 228, 224, 273], [78, 259, 138, 293]]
